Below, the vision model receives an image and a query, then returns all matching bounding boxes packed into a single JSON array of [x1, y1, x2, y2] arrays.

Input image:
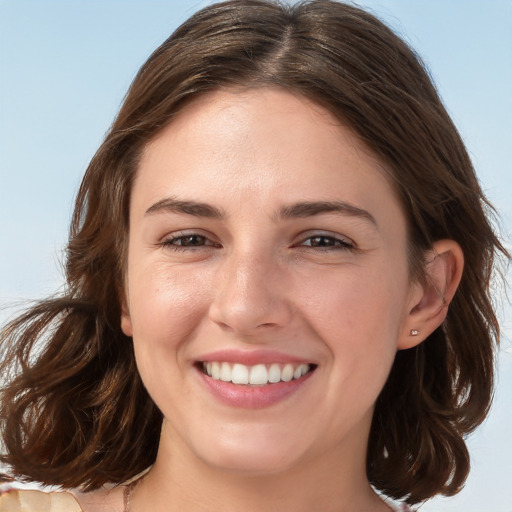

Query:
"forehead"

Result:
[[133, 87, 404, 229]]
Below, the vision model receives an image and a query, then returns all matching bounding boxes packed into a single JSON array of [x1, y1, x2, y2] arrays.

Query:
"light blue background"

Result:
[[1, 1, 510, 510]]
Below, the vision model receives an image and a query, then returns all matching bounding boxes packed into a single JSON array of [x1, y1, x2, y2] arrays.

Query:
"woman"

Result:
[[0, 1, 508, 511]]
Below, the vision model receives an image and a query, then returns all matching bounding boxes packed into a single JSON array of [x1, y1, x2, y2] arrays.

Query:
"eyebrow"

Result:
[[145, 197, 224, 218], [278, 201, 378, 228], [144, 197, 377, 229]]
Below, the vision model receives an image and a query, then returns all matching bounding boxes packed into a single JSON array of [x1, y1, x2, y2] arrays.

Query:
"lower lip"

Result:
[[198, 368, 314, 409]]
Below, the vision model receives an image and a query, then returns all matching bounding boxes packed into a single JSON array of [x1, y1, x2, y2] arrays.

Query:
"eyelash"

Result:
[[160, 232, 355, 252], [161, 233, 220, 252], [298, 234, 354, 250]]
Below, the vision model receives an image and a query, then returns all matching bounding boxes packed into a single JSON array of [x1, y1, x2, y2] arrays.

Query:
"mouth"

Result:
[[198, 361, 317, 386]]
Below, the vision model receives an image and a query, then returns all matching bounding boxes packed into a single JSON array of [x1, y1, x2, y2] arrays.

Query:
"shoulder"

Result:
[[0, 488, 82, 512]]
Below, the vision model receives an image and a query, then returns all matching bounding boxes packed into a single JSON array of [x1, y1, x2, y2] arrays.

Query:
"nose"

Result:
[[208, 249, 293, 335]]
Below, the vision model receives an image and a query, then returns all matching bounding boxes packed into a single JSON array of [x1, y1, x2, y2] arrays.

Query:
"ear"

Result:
[[120, 289, 133, 337], [398, 239, 464, 350]]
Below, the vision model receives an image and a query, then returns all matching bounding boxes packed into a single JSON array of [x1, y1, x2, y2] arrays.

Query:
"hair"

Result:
[[1, 0, 508, 505]]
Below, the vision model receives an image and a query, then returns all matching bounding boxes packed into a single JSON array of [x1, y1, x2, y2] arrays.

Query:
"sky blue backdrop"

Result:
[[1, 1, 511, 510]]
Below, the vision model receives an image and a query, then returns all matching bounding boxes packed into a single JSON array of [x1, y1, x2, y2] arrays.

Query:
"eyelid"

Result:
[[159, 229, 355, 251], [295, 231, 356, 249], [160, 230, 221, 248]]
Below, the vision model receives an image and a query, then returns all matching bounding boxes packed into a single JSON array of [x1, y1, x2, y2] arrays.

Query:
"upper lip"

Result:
[[196, 349, 315, 366]]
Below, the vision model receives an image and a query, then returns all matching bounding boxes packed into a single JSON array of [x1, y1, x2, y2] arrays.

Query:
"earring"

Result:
[[410, 329, 419, 336]]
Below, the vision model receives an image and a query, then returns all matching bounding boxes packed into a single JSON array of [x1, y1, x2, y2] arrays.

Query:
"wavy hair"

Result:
[[1, 0, 508, 505]]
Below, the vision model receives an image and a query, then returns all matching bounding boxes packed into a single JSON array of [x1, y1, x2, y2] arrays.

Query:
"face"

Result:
[[122, 88, 418, 476]]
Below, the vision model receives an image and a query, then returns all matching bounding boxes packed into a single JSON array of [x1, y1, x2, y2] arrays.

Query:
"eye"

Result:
[[299, 234, 354, 250], [161, 232, 220, 250]]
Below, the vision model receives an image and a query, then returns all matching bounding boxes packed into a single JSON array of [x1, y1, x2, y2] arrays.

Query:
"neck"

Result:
[[131, 421, 390, 512]]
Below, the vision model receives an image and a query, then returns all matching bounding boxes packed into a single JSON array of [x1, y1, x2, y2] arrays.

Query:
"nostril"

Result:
[[209, 293, 292, 334]]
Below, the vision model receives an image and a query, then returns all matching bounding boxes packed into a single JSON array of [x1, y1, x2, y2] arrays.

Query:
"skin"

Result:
[[97, 88, 463, 512]]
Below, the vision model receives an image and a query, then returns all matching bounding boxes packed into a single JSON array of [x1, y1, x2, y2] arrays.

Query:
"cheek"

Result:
[[127, 263, 212, 379], [303, 266, 406, 335], [300, 266, 407, 380], [130, 262, 209, 332]]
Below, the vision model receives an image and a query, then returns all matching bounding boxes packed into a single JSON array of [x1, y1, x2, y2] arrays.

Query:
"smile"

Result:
[[201, 362, 313, 386]]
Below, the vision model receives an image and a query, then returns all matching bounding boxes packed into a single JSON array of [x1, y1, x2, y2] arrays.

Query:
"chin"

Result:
[[186, 426, 310, 476], [200, 446, 300, 476]]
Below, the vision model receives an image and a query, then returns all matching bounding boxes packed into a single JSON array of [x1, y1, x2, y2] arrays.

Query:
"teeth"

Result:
[[268, 363, 281, 383], [202, 361, 311, 385], [249, 364, 268, 385], [281, 364, 294, 382], [211, 362, 220, 379], [220, 362, 231, 382], [231, 363, 249, 384]]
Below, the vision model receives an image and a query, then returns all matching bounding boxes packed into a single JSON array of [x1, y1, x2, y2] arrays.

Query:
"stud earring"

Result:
[[410, 329, 419, 336]]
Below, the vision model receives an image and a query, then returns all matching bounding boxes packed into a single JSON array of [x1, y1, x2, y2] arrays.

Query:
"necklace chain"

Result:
[[123, 476, 143, 512]]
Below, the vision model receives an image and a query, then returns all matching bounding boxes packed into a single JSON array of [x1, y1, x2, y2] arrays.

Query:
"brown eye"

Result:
[[172, 234, 208, 247], [161, 232, 221, 251], [301, 235, 353, 249], [308, 236, 336, 247]]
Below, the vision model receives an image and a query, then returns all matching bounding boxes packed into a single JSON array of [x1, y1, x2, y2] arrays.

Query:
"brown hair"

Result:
[[1, 0, 508, 504]]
